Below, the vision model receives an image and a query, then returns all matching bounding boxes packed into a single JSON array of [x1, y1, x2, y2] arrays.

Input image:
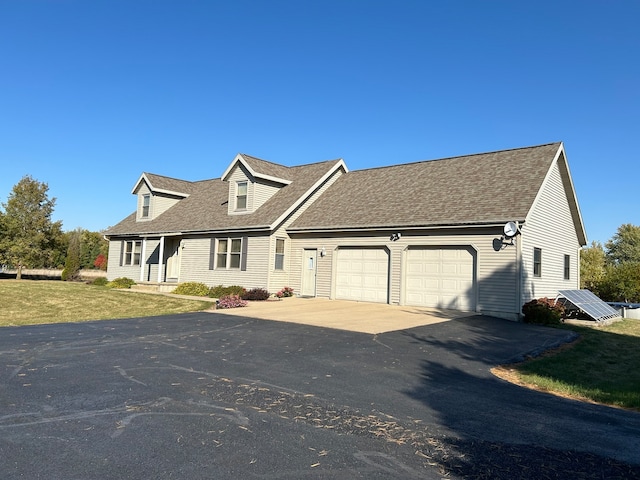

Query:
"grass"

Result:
[[495, 319, 640, 411], [0, 280, 213, 327]]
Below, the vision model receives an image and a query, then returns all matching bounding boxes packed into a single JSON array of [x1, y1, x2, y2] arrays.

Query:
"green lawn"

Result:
[[497, 319, 640, 411], [0, 280, 213, 326]]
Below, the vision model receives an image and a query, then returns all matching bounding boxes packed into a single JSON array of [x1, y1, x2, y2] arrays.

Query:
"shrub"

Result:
[[93, 254, 108, 271], [275, 286, 295, 298], [209, 285, 246, 298], [242, 288, 270, 301], [522, 297, 565, 325], [217, 294, 248, 309], [89, 277, 109, 286], [172, 282, 210, 296], [106, 277, 136, 289]]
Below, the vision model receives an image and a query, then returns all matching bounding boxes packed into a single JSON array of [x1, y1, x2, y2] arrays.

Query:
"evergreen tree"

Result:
[[62, 229, 81, 281]]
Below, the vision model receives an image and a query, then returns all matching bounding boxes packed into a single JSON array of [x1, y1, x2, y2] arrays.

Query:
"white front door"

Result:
[[301, 249, 317, 297], [166, 239, 181, 280]]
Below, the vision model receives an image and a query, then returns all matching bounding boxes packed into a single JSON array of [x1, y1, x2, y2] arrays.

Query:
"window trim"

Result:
[[236, 181, 247, 210], [564, 254, 570, 280], [141, 194, 150, 218], [215, 237, 245, 270], [533, 247, 542, 277], [122, 240, 142, 266], [274, 238, 285, 270]]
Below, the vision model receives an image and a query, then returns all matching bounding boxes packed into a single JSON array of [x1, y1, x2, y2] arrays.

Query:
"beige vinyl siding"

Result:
[[135, 183, 182, 221], [106, 239, 142, 281], [141, 238, 162, 282], [151, 194, 182, 219], [290, 228, 519, 318], [253, 181, 282, 211], [227, 165, 254, 215], [265, 167, 345, 294], [136, 184, 151, 221], [521, 160, 581, 302], [178, 234, 271, 290], [268, 234, 290, 293]]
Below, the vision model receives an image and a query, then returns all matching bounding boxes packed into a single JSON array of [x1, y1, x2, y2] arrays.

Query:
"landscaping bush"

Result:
[[89, 277, 109, 286], [522, 297, 565, 325], [242, 288, 270, 301], [276, 286, 295, 298], [209, 285, 246, 298], [172, 282, 210, 296], [217, 294, 248, 309], [106, 277, 136, 289]]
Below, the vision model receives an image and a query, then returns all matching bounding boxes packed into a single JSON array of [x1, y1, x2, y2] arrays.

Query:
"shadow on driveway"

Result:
[[400, 316, 640, 479]]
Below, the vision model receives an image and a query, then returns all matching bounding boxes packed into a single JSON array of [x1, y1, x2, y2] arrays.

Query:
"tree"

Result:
[[580, 241, 607, 292], [605, 224, 640, 265], [61, 229, 81, 281], [79, 230, 108, 269], [598, 262, 640, 303], [0, 176, 63, 279]]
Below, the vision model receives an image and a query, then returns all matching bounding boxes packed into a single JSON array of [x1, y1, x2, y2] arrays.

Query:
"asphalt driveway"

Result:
[[1, 311, 639, 479]]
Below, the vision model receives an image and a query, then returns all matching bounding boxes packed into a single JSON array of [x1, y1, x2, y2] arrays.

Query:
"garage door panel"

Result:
[[405, 247, 475, 311], [336, 248, 389, 303]]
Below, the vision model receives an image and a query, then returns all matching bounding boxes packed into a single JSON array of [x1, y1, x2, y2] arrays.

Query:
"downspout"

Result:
[[516, 232, 523, 320]]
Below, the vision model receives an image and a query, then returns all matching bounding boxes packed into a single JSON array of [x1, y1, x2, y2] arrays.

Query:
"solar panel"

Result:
[[557, 289, 621, 323]]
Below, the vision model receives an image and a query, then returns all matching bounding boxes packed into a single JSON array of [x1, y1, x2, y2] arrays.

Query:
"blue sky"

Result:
[[1, 1, 638, 245]]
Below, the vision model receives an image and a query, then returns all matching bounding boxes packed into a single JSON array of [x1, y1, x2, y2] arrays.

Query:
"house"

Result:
[[105, 142, 587, 321]]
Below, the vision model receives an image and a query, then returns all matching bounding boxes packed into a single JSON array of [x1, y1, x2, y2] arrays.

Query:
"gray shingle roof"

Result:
[[106, 159, 342, 236], [239, 154, 293, 182], [289, 143, 563, 231], [141, 173, 197, 195]]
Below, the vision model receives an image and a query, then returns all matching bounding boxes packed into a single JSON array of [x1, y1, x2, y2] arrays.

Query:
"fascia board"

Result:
[[131, 173, 150, 195], [287, 221, 516, 234], [557, 143, 588, 245]]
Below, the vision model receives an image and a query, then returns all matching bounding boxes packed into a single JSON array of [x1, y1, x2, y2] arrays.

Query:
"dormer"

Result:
[[221, 154, 292, 215], [131, 173, 192, 221]]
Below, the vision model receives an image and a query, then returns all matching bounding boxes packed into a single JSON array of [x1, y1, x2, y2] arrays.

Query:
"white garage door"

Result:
[[336, 248, 389, 303], [405, 247, 475, 310]]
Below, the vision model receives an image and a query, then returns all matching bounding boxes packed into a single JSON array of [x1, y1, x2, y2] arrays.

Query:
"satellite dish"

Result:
[[503, 221, 519, 238]]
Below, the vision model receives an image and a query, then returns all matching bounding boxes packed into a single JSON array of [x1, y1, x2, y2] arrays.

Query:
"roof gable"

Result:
[[132, 173, 195, 197], [526, 143, 587, 245], [221, 154, 292, 186]]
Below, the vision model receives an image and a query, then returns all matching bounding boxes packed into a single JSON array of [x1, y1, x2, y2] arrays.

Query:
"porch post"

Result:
[[139, 238, 147, 282], [157, 236, 165, 283]]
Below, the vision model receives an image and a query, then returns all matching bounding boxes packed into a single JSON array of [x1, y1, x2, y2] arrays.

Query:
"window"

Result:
[[236, 181, 247, 210], [216, 238, 243, 269], [123, 241, 142, 266], [275, 238, 285, 270], [564, 254, 571, 280], [217, 239, 228, 268], [141, 195, 150, 218], [533, 248, 542, 277], [230, 239, 242, 268]]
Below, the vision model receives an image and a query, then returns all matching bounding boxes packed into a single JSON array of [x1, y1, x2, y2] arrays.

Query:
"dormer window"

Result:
[[142, 194, 150, 218], [236, 181, 247, 210]]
